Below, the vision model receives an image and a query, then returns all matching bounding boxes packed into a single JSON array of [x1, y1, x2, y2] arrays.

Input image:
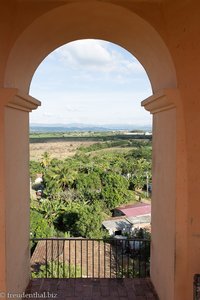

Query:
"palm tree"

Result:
[[41, 151, 51, 168]]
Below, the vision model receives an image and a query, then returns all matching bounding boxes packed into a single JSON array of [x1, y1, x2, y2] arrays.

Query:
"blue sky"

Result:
[[30, 39, 152, 126]]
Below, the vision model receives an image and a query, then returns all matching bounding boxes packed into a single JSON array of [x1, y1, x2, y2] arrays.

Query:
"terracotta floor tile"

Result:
[[23, 278, 158, 300]]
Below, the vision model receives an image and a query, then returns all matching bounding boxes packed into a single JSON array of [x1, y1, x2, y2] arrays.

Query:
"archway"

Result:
[[0, 2, 185, 300], [4, 1, 176, 92]]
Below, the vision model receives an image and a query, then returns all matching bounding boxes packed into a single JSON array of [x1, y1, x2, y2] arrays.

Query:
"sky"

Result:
[[30, 39, 152, 127]]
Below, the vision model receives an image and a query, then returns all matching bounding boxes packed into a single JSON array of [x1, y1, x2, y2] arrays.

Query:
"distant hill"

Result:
[[30, 123, 152, 133]]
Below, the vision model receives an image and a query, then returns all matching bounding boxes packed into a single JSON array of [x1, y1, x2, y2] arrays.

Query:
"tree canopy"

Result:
[[30, 140, 152, 239]]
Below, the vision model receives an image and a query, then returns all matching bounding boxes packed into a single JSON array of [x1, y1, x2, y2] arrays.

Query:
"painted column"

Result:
[[142, 89, 188, 300], [0, 89, 40, 299]]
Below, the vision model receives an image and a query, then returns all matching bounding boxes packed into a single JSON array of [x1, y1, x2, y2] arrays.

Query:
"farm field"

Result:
[[30, 140, 97, 160], [29, 130, 152, 160]]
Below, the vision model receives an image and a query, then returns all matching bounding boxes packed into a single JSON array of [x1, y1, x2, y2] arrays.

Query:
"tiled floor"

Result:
[[24, 278, 159, 300]]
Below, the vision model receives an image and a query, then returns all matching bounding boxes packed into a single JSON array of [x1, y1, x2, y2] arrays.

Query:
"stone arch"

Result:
[[1, 2, 188, 300], [4, 1, 177, 94]]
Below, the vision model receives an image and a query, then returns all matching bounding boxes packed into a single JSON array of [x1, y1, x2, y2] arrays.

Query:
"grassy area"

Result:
[[30, 131, 152, 143], [29, 131, 152, 160], [86, 147, 136, 157], [29, 131, 119, 139]]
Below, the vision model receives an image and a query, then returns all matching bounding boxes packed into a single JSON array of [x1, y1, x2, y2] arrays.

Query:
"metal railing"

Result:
[[194, 274, 200, 300], [30, 238, 150, 279]]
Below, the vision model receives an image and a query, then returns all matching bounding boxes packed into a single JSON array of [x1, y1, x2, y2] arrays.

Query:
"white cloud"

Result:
[[56, 40, 110, 67], [55, 39, 145, 75]]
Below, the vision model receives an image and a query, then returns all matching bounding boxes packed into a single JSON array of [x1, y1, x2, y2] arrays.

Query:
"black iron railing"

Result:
[[194, 274, 200, 300], [30, 238, 150, 279]]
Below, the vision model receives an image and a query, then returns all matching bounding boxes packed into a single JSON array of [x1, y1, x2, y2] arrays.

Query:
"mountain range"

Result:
[[30, 123, 152, 132]]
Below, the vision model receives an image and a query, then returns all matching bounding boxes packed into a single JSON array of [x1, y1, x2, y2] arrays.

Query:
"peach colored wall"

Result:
[[0, 1, 200, 299], [151, 108, 176, 300], [161, 3, 200, 297], [0, 106, 7, 297], [4, 107, 30, 295], [0, 90, 39, 299], [3, 1, 176, 93], [142, 89, 186, 300]]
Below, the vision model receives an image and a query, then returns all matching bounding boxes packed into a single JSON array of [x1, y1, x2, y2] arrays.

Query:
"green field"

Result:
[[29, 130, 152, 143], [30, 131, 152, 160]]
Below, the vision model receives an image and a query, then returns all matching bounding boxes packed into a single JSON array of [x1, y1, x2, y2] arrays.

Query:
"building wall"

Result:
[[0, 1, 200, 299], [5, 107, 30, 294], [162, 3, 200, 296], [151, 108, 176, 300]]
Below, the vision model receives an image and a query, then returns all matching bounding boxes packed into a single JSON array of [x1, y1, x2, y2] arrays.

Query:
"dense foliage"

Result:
[[30, 141, 152, 239], [31, 261, 81, 278]]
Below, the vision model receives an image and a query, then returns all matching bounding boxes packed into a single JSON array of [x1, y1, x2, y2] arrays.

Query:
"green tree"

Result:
[[30, 160, 44, 181], [36, 198, 66, 226], [101, 172, 133, 209], [130, 159, 151, 190], [76, 201, 105, 238], [32, 261, 81, 278], [53, 201, 105, 238], [30, 210, 55, 238], [41, 151, 52, 168], [75, 172, 102, 203]]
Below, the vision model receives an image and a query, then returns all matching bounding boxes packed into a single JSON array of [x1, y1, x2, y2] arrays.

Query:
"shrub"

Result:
[[31, 261, 81, 278]]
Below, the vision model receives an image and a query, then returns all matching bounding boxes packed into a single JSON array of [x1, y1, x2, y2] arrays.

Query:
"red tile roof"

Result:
[[115, 203, 151, 217]]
